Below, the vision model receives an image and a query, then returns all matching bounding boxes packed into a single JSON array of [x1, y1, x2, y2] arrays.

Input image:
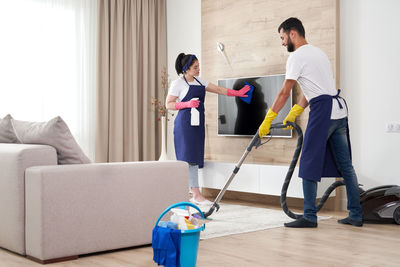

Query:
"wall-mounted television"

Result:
[[218, 74, 292, 138]]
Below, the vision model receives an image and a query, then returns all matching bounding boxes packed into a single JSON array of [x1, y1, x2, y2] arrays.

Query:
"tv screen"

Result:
[[218, 74, 292, 137]]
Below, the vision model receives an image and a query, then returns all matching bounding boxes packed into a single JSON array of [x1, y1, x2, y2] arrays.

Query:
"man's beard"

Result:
[[287, 37, 294, 52]]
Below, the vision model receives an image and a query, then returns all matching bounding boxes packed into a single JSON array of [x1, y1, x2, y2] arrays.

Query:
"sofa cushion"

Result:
[[0, 114, 20, 143], [11, 116, 91, 164]]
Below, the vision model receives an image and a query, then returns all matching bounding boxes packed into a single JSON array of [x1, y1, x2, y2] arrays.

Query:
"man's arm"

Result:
[[270, 79, 297, 113], [297, 94, 309, 108], [258, 79, 306, 137], [280, 82, 309, 130]]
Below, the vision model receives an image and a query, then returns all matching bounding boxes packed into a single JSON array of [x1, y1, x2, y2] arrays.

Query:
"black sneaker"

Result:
[[284, 217, 317, 228], [337, 216, 363, 227]]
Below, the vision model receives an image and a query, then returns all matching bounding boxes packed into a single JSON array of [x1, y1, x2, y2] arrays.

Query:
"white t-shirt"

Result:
[[285, 44, 347, 119], [168, 76, 209, 101]]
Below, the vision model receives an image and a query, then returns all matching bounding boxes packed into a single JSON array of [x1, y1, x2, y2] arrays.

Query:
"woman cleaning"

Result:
[[166, 53, 250, 205]]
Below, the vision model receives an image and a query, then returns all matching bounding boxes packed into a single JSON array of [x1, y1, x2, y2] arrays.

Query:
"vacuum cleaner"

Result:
[[198, 121, 400, 225], [360, 185, 400, 224]]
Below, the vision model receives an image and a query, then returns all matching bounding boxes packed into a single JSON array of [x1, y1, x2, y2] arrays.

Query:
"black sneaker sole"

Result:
[[338, 217, 363, 227], [284, 218, 318, 228]]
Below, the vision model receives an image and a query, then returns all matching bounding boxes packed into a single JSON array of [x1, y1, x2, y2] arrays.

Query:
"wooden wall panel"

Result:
[[202, 0, 339, 164]]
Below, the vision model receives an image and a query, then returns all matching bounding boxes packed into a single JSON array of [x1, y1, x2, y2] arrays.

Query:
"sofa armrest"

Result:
[[0, 144, 57, 255], [25, 160, 189, 261]]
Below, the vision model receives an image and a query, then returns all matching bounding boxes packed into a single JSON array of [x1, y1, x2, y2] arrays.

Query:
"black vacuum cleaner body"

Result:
[[360, 185, 400, 224]]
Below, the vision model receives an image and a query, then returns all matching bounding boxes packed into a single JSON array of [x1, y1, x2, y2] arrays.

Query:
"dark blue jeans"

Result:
[[303, 118, 362, 222]]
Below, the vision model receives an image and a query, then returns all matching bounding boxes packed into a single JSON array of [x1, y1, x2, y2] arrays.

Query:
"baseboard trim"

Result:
[[26, 255, 78, 264], [202, 188, 337, 211]]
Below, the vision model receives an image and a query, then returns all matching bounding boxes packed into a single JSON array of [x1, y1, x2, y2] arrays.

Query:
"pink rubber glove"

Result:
[[175, 99, 200, 110], [227, 85, 250, 97]]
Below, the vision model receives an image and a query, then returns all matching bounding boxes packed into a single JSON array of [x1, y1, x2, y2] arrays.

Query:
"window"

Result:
[[0, 0, 98, 159]]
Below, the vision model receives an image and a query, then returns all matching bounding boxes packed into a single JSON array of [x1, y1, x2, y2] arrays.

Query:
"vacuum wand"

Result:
[[202, 142, 254, 218]]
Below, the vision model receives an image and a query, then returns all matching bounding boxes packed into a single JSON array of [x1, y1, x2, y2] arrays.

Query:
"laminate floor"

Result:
[[1, 201, 399, 267]]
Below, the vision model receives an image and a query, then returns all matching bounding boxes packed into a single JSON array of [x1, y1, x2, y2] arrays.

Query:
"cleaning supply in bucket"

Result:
[[153, 202, 206, 267], [170, 208, 201, 230], [158, 221, 178, 229]]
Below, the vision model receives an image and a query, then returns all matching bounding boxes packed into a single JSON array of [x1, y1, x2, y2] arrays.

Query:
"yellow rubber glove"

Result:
[[283, 104, 305, 130], [259, 108, 278, 138]]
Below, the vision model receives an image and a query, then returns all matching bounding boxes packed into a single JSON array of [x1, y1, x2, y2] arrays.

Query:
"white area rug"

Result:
[[192, 204, 330, 239]]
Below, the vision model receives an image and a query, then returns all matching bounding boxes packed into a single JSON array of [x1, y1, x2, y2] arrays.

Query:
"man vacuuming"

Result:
[[258, 17, 363, 228]]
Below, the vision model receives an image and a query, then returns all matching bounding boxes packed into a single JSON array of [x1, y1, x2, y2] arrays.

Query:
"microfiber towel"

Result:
[[240, 82, 254, 104], [152, 226, 181, 267]]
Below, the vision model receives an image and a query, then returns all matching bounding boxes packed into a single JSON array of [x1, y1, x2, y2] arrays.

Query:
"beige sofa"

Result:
[[0, 143, 188, 263]]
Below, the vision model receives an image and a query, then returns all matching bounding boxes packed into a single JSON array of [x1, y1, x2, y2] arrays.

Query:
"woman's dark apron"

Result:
[[299, 90, 351, 182], [174, 77, 206, 168]]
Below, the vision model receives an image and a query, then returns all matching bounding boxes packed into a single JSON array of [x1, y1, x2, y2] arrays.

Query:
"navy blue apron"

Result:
[[174, 77, 206, 168], [299, 90, 351, 182]]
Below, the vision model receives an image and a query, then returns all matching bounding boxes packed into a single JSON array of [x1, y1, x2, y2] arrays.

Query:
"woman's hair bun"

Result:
[[175, 53, 186, 75]]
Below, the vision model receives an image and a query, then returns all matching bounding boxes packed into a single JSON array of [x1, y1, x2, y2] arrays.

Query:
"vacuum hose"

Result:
[[275, 122, 346, 219]]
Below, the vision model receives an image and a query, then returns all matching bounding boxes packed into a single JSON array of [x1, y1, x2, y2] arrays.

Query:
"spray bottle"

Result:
[[190, 97, 200, 126]]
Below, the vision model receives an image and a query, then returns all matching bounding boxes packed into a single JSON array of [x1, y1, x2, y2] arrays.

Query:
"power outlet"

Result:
[[394, 123, 400, 132], [386, 122, 400, 133]]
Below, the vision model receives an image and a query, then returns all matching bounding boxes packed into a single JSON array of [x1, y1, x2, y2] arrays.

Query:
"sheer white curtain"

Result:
[[0, 0, 98, 160]]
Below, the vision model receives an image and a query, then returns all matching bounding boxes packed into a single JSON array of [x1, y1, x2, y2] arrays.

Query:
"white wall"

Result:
[[340, 0, 400, 189], [166, 0, 201, 159]]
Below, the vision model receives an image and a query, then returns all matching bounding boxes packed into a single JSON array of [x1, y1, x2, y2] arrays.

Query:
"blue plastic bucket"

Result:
[[155, 202, 205, 267]]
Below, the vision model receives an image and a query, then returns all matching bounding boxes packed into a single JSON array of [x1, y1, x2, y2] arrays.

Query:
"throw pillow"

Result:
[[12, 116, 91, 164], [0, 114, 21, 143]]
